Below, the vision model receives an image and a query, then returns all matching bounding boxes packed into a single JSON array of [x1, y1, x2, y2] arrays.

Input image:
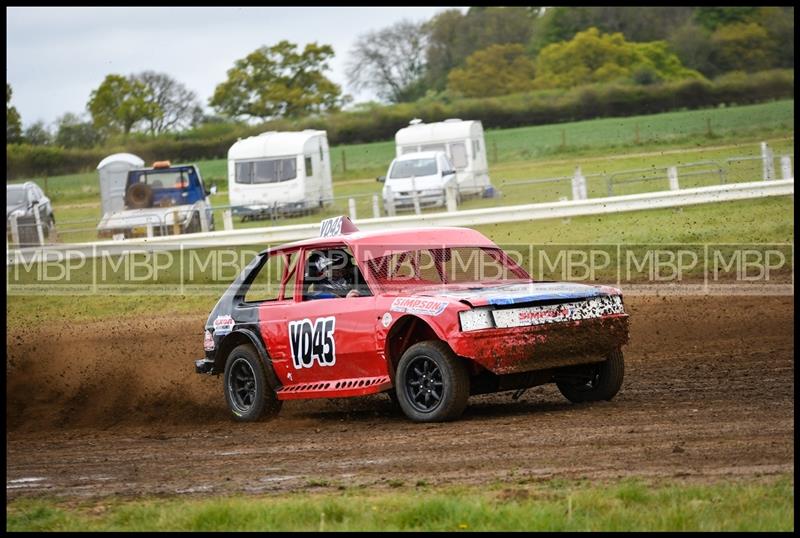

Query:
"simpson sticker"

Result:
[[390, 297, 448, 317], [492, 295, 625, 328], [203, 330, 215, 351], [213, 315, 235, 335], [289, 317, 336, 369]]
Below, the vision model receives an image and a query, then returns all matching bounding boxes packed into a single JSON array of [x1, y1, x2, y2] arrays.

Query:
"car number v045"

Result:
[[289, 317, 336, 369]]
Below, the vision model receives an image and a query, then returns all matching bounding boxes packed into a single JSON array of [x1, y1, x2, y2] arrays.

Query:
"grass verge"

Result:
[[6, 475, 794, 531]]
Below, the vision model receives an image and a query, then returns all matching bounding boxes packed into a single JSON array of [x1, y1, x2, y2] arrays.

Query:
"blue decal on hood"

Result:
[[433, 282, 613, 305], [487, 289, 602, 305]]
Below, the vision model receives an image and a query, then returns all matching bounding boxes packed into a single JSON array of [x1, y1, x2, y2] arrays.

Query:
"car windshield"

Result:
[[130, 170, 191, 190], [366, 247, 530, 292], [6, 187, 26, 205], [389, 158, 438, 179]]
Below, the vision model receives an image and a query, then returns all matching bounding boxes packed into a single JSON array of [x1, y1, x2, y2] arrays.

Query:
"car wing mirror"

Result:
[[210, 184, 217, 195]]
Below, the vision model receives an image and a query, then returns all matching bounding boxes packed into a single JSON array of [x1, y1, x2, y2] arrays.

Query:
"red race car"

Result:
[[196, 216, 629, 422]]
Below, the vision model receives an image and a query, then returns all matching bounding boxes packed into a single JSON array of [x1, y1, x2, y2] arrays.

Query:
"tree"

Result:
[[7, 83, 22, 143], [132, 71, 203, 135], [346, 20, 429, 103], [667, 21, 716, 77], [753, 7, 794, 69], [533, 28, 704, 89], [54, 112, 102, 148], [425, 7, 535, 91], [87, 74, 158, 136], [210, 41, 345, 120], [530, 7, 694, 54], [23, 120, 52, 146], [447, 44, 536, 97], [709, 22, 771, 73], [694, 7, 758, 31]]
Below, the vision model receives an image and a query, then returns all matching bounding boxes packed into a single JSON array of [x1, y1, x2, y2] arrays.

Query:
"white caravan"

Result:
[[394, 119, 491, 197], [227, 130, 333, 219]]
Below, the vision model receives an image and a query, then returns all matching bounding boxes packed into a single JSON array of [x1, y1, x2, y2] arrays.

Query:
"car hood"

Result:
[[6, 202, 28, 219], [397, 281, 621, 308], [384, 174, 443, 193]]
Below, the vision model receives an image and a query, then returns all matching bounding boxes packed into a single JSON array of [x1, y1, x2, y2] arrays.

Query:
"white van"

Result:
[[227, 130, 333, 219], [379, 151, 456, 210], [394, 118, 491, 197]]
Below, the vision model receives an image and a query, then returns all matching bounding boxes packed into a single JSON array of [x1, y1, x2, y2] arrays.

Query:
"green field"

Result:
[[6, 475, 793, 531], [7, 100, 794, 244]]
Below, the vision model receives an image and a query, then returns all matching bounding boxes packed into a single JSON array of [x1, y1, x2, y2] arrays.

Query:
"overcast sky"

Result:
[[6, 6, 462, 129]]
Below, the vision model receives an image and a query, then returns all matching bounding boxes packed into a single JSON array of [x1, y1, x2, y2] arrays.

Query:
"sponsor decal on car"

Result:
[[289, 317, 336, 369], [381, 312, 392, 327], [492, 295, 624, 328], [390, 297, 448, 317], [213, 315, 235, 335]]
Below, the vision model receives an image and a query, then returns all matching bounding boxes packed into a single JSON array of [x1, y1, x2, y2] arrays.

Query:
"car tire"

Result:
[[395, 340, 469, 422], [125, 183, 154, 209], [224, 344, 282, 422], [385, 389, 401, 409], [556, 348, 625, 403]]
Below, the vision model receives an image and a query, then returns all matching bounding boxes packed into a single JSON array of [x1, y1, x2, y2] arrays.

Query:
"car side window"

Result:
[[244, 253, 290, 303], [301, 246, 372, 300]]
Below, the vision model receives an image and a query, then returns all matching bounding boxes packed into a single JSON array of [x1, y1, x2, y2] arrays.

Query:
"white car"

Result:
[[379, 151, 457, 211], [6, 182, 55, 246]]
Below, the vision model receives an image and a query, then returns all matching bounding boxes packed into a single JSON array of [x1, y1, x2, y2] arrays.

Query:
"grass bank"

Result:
[[6, 475, 793, 531]]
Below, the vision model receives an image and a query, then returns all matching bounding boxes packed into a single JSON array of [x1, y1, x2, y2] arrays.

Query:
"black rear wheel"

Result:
[[224, 344, 282, 421], [556, 348, 625, 403]]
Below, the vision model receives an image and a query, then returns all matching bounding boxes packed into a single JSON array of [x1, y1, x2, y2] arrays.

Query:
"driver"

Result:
[[311, 250, 361, 298]]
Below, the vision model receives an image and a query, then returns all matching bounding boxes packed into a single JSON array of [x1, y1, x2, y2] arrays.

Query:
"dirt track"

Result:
[[6, 295, 794, 500]]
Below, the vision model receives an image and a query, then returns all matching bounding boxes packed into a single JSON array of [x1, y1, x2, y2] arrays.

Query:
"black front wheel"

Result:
[[556, 348, 625, 403], [224, 344, 282, 422], [395, 341, 469, 422]]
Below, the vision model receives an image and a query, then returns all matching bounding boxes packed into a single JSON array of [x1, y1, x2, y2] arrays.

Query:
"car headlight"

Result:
[[459, 307, 495, 331]]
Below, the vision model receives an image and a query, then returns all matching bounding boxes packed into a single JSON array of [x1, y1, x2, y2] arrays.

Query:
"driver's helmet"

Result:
[[314, 254, 334, 274], [315, 250, 348, 277]]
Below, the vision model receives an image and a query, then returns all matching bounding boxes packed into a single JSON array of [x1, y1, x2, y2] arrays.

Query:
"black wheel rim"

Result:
[[571, 366, 601, 393], [228, 357, 257, 414], [403, 355, 444, 413]]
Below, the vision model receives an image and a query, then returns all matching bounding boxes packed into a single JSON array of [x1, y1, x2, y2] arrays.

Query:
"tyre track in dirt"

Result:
[[6, 295, 794, 500]]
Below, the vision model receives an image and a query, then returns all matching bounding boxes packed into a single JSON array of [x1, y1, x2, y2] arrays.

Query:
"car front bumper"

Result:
[[385, 192, 446, 210], [450, 314, 630, 375], [195, 358, 215, 374]]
